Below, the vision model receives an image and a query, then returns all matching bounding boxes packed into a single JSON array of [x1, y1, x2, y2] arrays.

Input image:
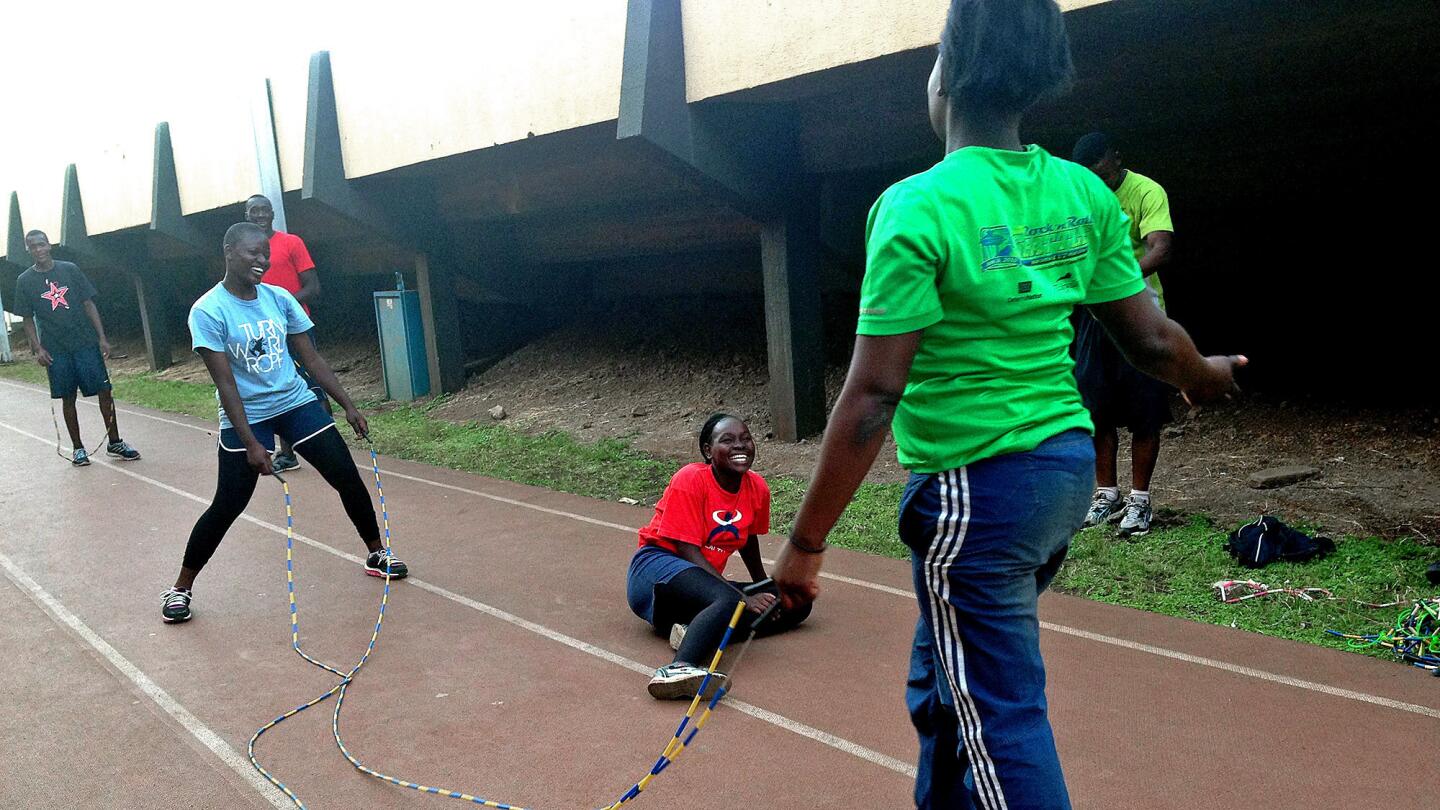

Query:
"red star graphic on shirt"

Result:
[[41, 280, 70, 311]]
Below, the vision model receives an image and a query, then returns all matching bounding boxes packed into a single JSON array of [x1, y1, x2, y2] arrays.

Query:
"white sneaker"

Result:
[[646, 663, 726, 700], [1083, 490, 1120, 527], [1117, 495, 1154, 537], [668, 623, 687, 652]]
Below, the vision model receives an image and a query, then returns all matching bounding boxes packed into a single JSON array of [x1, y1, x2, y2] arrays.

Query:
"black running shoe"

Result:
[[365, 549, 409, 579], [161, 587, 193, 623]]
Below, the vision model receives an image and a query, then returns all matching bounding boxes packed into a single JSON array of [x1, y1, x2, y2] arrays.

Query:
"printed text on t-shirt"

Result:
[[229, 319, 286, 373]]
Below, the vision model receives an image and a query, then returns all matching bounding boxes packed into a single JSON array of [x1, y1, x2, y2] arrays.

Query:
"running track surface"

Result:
[[1, 379, 1435, 809]]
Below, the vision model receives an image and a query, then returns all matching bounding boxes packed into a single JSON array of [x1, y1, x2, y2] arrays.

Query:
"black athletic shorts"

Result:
[[1072, 308, 1172, 435], [47, 345, 112, 399]]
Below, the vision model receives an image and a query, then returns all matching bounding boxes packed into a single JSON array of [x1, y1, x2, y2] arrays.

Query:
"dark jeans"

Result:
[[900, 430, 1093, 810]]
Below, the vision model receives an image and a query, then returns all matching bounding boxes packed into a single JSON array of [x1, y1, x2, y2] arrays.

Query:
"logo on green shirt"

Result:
[[980, 217, 1093, 274], [979, 226, 1019, 272]]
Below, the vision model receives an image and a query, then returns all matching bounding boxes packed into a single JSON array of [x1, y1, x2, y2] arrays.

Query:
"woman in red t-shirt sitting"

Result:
[[627, 413, 811, 699]]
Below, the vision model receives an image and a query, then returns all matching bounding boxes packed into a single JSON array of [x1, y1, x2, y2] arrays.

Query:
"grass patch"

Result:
[[364, 402, 675, 502], [0, 360, 48, 386], [1052, 514, 1436, 659], [0, 360, 216, 418], [771, 477, 907, 559], [4, 360, 1432, 664]]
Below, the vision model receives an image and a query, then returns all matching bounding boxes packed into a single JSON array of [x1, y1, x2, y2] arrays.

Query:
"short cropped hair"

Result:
[[1072, 132, 1114, 167], [223, 221, 267, 250], [940, 0, 1075, 115]]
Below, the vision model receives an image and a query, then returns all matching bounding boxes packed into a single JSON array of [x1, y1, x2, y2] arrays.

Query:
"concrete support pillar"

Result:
[[761, 209, 826, 441], [130, 270, 172, 372], [414, 252, 465, 395]]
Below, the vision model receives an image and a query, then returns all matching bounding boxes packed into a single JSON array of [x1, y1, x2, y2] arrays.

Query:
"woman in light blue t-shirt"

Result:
[[158, 222, 409, 624]]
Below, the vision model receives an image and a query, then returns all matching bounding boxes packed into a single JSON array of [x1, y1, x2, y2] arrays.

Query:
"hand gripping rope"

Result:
[[249, 437, 779, 808]]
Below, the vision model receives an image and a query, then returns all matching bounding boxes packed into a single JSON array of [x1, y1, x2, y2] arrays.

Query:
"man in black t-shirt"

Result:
[[12, 230, 141, 465]]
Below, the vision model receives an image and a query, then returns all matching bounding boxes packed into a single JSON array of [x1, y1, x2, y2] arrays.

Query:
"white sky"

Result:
[[0, 0, 594, 202]]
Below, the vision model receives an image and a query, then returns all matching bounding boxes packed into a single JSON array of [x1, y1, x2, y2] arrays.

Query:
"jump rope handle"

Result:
[[742, 578, 781, 633]]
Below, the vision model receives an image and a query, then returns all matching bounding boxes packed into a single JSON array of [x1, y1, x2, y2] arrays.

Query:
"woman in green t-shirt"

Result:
[[773, 2, 1245, 808]]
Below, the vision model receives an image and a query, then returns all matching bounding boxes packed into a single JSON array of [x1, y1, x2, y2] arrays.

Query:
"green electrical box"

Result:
[[373, 288, 431, 401]]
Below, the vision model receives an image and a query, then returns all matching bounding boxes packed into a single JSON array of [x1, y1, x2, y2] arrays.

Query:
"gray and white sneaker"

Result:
[[161, 587, 193, 623], [1083, 490, 1119, 527], [668, 623, 687, 652], [646, 663, 726, 700], [106, 439, 141, 460], [1117, 495, 1153, 537]]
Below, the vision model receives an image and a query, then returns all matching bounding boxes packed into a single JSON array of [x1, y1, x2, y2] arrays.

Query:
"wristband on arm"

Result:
[[787, 535, 828, 554]]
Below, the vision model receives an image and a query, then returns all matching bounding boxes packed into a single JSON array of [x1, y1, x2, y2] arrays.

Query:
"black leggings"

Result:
[[653, 568, 812, 666], [182, 426, 379, 572]]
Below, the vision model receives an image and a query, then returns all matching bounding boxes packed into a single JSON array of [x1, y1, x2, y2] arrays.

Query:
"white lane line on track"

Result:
[[0, 551, 293, 809], [0, 418, 919, 778], [7, 383, 1439, 721], [1035, 622, 1440, 720]]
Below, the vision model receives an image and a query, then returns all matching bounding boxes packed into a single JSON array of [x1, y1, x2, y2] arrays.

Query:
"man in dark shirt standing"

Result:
[[12, 230, 141, 465]]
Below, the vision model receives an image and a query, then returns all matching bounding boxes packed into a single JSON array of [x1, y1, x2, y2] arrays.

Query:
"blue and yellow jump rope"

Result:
[[251, 437, 774, 809]]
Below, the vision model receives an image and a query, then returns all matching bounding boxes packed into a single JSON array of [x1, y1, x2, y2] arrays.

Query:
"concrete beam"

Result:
[[620, 0, 825, 439], [60, 164, 109, 265], [5, 192, 25, 269], [250, 78, 288, 234], [761, 204, 826, 441], [414, 252, 466, 396], [66, 161, 178, 373], [617, 0, 790, 220], [302, 51, 389, 234], [129, 270, 172, 371], [149, 122, 206, 253]]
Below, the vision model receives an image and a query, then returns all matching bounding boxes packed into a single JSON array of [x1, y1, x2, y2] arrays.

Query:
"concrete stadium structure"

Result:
[[3, 0, 1435, 438]]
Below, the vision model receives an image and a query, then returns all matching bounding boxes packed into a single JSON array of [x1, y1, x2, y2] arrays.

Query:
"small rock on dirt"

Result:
[[1248, 465, 1320, 489], [488, 405, 508, 421]]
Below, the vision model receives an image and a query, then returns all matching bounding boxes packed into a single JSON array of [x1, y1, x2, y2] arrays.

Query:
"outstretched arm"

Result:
[[773, 331, 922, 609], [289, 332, 368, 438], [1087, 291, 1245, 404]]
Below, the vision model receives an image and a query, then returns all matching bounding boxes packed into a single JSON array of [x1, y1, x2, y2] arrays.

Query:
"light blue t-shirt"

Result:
[[188, 282, 317, 429]]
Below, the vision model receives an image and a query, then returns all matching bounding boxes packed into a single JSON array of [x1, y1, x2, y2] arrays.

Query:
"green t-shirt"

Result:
[[1114, 169, 1173, 309], [858, 145, 1146, 473]]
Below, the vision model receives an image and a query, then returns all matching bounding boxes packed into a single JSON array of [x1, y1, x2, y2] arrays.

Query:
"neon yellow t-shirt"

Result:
[[857, 145, 1145, 473], [1114, 169, 1172, 309]]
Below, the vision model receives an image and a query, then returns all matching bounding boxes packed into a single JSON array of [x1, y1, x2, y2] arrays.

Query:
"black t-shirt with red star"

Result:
[[12, 261, 99, 354]]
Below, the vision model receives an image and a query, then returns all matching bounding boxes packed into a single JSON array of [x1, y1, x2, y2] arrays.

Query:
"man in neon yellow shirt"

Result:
[[1071, 132, 1175, 537]]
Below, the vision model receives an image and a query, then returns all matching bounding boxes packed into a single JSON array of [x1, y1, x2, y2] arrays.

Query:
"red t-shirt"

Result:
[[260, 231, 316, 314], [638, 463, 771, 573]]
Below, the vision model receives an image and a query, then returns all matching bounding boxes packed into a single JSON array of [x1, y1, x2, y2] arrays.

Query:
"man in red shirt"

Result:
[[245, 194, 326, 472]]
